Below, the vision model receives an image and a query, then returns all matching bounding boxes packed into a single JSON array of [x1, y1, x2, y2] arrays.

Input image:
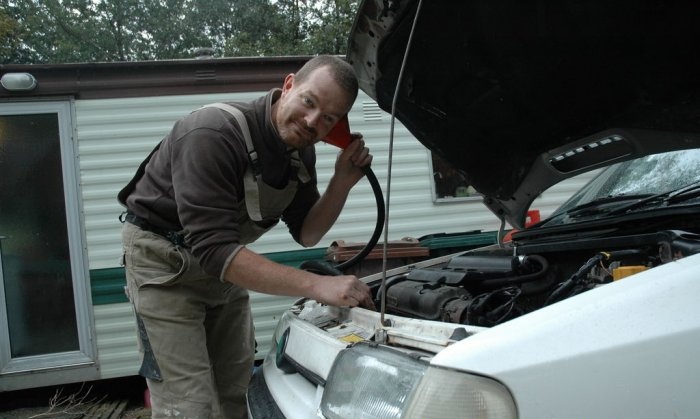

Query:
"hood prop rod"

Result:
[[379, 0, 425, 331]]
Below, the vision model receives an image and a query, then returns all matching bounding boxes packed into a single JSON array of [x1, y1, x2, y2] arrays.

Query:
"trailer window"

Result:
[[0, 112, 81, 356], [430, 152, 478, 201], [0, 101, 97, 388]]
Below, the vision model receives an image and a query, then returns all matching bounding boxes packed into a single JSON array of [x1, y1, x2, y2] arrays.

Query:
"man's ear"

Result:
[[281, 73, 295, 94]]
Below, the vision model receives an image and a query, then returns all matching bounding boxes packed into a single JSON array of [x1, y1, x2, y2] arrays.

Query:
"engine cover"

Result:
[[384, 279, 470, 321]]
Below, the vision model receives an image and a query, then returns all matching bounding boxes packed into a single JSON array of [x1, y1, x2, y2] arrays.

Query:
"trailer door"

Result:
[[0, 100, 97, 390]]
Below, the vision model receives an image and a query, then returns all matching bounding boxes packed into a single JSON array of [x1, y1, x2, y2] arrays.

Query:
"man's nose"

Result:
[[304, 109, 322, 128]]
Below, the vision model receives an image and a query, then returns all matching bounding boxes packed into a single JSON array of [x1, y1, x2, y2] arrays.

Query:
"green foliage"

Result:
[[0, 0, 359, 64], [0, 7, 21, 62]]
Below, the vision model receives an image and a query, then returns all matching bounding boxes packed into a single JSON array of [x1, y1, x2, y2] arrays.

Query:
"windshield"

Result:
[[545, 149, 700, 225]]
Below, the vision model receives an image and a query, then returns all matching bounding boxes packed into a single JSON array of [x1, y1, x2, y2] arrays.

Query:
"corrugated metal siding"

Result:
[[92, 303, 140, 379]]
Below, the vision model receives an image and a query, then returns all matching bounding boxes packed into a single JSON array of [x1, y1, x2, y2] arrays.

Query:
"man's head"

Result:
[[272, 55, 359, 149]]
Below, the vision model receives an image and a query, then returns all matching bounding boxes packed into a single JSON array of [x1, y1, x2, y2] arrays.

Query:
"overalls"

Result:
[[121, 103, 310, 419]]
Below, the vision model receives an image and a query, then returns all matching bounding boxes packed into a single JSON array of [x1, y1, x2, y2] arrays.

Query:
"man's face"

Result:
[[273, 66, 352, 149]]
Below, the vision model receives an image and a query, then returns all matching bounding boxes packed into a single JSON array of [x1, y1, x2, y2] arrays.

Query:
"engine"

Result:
[[375, 229, 700, 327]]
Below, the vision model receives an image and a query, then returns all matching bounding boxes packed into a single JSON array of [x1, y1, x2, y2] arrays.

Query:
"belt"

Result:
[[121, 211, 187, 247]]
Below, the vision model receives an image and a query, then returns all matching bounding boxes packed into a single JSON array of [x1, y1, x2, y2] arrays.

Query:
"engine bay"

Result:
[[372, 229, 700, 327]]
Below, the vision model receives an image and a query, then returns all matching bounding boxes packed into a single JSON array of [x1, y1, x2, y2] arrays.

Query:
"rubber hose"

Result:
[[300, 165, 385, 274], [334, 166, 385, 271]]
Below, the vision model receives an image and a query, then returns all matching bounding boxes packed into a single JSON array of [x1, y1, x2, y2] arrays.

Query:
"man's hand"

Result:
[[312, 274, 376, 309], [333, 134, 373, 188], [225, 248, 375, 310]]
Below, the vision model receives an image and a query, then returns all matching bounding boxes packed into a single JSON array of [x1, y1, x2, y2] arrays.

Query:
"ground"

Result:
[[0, 406, 151, 419], [0, 376, 150, 418]]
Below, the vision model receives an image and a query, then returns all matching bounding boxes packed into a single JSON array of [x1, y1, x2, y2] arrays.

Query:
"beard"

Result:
[[278, 118, 318, 149]]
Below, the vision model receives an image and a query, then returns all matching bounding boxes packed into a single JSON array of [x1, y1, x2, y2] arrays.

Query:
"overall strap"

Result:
[[289, 150, 311, 183], [202, 103, 311, 222], [202, 103, 260, 177], [201, 103, 265, 220]]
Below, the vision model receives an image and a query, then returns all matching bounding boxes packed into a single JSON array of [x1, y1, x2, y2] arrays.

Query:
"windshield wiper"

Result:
[[563, 194, 652, 218], [666, 182, 700, 204], [607, 179, 700, 216]]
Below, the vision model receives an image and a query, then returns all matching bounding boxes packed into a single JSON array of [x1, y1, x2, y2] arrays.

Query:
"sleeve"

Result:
[[170, 110, 250, 277]]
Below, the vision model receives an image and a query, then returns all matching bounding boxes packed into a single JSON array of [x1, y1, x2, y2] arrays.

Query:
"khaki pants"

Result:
[[122, 222, 255, 419]]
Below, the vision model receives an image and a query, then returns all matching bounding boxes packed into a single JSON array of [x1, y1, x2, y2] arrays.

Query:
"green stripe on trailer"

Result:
[[90, 267, 129, 305]]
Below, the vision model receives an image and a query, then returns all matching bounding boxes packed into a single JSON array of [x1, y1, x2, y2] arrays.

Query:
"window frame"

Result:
[[428, 151, 481, 203], [0, 100, 98, 390]]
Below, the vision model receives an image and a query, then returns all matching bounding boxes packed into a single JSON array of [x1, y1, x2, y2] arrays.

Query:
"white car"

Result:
[[248, 1, 700, 418]]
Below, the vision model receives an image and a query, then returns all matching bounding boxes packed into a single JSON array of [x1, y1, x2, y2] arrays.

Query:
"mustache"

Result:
[[296, 120, 317, 138]]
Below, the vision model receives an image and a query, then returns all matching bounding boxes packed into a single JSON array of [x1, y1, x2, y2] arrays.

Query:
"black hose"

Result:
[[544, 249, 647, 305], [544, 253, 603, 306], [478, 255, 549, 288], [334, 166, 385, 271], [300, 165, 385, 274]]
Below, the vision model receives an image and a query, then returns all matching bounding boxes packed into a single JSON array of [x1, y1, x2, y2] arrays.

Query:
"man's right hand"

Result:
[[311, 274, 376, 310], [225, 248, 376, 310]]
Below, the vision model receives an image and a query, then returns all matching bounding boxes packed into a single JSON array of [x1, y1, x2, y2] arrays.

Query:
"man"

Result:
[[119, 55, 375, 418]]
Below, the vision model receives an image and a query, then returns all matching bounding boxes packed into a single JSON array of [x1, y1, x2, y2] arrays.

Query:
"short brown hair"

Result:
[[295, 55, 359, 106]]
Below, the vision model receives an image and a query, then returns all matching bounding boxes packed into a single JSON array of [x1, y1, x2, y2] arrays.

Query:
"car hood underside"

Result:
[[346, 0, 700, 227]]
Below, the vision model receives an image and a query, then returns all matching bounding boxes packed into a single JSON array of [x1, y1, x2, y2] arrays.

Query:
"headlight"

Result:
[[320, 343, 427, 419], [404, 367, 517, 419], [320, 343, 517, 419]]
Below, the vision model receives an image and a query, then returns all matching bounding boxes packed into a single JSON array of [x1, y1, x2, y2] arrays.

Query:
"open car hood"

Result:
[[347, 0, 700, 228]]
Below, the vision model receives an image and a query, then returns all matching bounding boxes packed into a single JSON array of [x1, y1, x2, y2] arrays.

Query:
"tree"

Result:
[[220, 0, 290, 56], [1, 0, 147, 63], [135, 0, 216, 60], [0, 3, 22, 63], [0, 0, 359, 64], [303, 0, 358, 55]]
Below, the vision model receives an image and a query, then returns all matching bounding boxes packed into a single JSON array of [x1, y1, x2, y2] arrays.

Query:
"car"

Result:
[[247, 1, 700, 418]]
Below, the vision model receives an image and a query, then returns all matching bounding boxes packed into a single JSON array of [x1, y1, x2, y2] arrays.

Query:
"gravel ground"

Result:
[[0, 376, 150, 419]]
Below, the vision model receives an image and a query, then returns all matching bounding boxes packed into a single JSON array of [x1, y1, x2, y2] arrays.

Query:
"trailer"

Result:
[[0, 56, 594, 391]]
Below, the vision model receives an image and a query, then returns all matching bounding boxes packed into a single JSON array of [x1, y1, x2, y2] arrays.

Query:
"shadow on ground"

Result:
[[0, 376, 150, 418]]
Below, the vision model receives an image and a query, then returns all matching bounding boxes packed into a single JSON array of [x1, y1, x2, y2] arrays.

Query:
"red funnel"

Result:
[[323, 115, 352, 149]]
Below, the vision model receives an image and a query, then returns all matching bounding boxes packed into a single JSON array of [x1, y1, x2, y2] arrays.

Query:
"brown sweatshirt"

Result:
[[124, 89, 320, 277]]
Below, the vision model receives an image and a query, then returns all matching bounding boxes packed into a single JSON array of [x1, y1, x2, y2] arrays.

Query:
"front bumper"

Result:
[[247, 352, 322, 419], [247, 365, 285, 419]]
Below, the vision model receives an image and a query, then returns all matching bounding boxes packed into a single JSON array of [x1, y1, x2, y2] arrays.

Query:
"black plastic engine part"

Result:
[[384, 280, 525, 326], [446, 255, 520, 279], [405, 268, 469, 285], [384, 280, 471, 321], [404, 254, 548, 292]]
